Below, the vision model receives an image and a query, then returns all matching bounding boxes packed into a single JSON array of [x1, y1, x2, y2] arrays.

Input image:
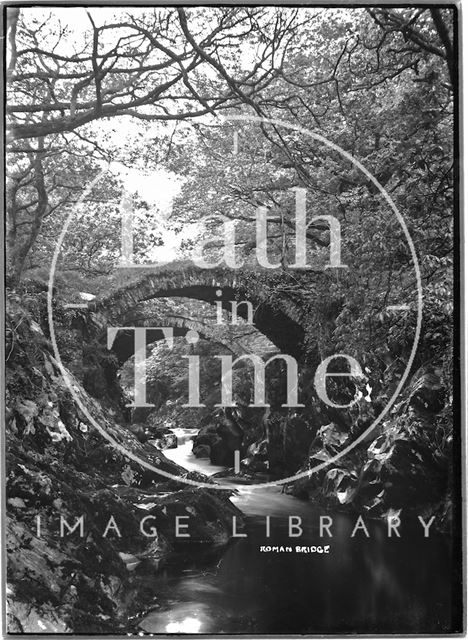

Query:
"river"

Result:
[[139, 428, 455, 634]]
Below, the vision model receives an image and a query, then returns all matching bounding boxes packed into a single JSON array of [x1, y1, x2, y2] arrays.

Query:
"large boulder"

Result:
[[193, 444, 211, 459], [286, 365, 451, 523], [210, 436, 232, 465], [193, 411, 243, 467], [265, 413, 317, 475], [358, 413, 449, 514]]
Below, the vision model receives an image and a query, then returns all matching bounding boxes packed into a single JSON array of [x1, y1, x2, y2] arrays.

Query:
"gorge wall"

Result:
[[5, 287, 243, 633]]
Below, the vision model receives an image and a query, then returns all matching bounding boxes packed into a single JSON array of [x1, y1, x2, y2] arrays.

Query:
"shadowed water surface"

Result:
[[140, 430, 455, 634]]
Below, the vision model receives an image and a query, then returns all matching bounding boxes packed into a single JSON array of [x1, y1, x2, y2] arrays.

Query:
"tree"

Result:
[[6, 6, 300, 284], [6, 7, 297, 142], [367, 7, 455, 89], [159, 7, 454, 371]]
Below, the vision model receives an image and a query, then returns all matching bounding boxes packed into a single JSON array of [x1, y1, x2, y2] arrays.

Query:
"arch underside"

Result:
[[89, 266, 309, 360]]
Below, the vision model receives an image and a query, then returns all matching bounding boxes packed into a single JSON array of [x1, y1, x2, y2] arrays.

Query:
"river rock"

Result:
[[323, 467, 358, 505], [247, 439, 268, 459], [151, 430, 178, 450], [193, 444, 211, 459], [210, 436, 232, 465], [193, 413, 242, 467], [314, 422, 349, 453], [241, 439, 268, 472], [193, 431, 218, 448]]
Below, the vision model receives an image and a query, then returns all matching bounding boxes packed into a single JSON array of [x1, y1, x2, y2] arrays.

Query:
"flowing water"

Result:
[[162, 428, 226, 476], [140, 429, 456, 634]]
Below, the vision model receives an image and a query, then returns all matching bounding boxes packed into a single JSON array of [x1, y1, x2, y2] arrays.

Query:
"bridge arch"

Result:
[[88, 264, 308, 358], [108, 309, 278, 365]]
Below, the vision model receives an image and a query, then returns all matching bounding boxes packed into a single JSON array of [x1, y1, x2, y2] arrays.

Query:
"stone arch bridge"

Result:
[[80, 263, 326, 362]]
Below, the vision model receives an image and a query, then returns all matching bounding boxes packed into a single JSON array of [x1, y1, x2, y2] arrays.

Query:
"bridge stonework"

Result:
[[85, 264, 314, 360]]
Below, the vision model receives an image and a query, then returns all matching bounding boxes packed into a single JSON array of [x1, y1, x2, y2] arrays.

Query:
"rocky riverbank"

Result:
[[284, 366, 453, 527], [190, 362, 453, 529], [5, 291, 243, 633]]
